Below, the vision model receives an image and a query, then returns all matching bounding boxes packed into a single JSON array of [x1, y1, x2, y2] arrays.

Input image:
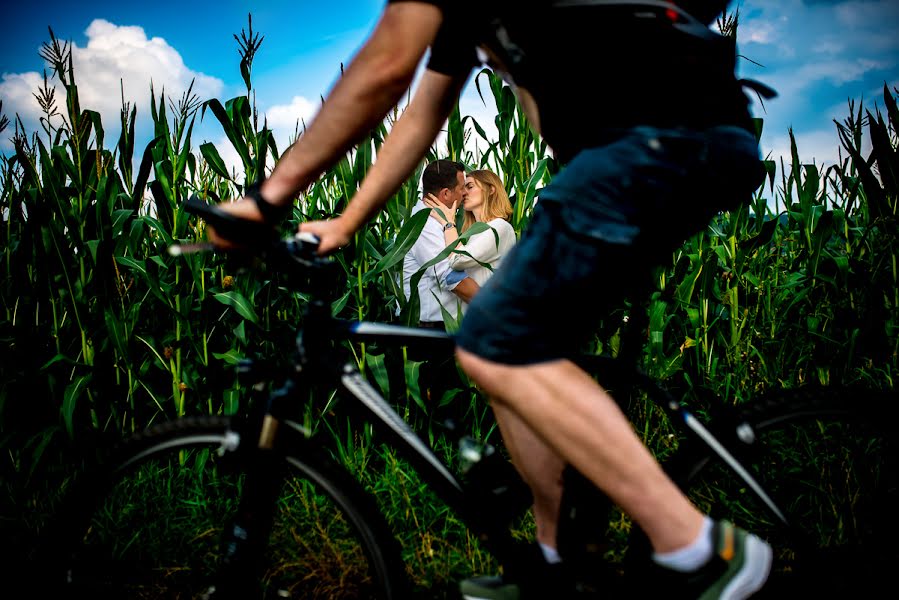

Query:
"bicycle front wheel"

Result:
[[681, 387, 899, 595], [46, 416, 406, 599]]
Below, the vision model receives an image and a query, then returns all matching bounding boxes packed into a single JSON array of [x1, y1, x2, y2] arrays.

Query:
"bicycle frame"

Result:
[[177, 197, 795, 586], [257, 300, 532, 564], [251, 294, 793, 580]]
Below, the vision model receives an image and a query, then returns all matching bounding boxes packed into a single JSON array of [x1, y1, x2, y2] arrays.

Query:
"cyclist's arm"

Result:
[[261, 2, 442, 206], [301, 67, 469, 253]]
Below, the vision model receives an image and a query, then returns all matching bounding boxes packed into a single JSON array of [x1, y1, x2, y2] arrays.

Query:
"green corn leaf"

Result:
[[116, 255, 147, 276], [149, 255, 168, 270], [675, 264, 703, 305], [762, 159, 777, 193], [136, 336, 168, 372], [153, 158, 175, 204], [866, 109, 897, 198], [82, 109, 104, 151], [200, 142, 233, 180], [85, 240, 100, 263], [118, 104, 137, 182], [353, 135, 373, 183], [366, 352, 390, 400], [51, 145, 78, 186], [364, 209, 429, 282], [234, 320, 247, 344], [212, 349, 245, 365], [150, 184, 173, 243], [104, 308, 130, 361], [214, 291, 259, 324], [331, 288, 352, 316], [404, 359, 425, 412], [141, 214, 175, 247], [836, 121, 886, 218], [40, 354, 78, 370], [752, 117, 764, 143], [202, 98, 250, 168], [132, 135, 162, 209], [111, 209, 133, 237], [128, 218, 146, 252], [883, 83, 899, 143], [174, 117, 196, 183], [253, 127, 272, 180], [224, 389, 240, 416], [36, 139, 59, 194], [446, 102, 464, 161], [62, 374, 92, 438]]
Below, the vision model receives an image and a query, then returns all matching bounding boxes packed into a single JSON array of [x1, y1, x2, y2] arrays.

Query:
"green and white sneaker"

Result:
[[680, 521, 772, 600], [459, 575, 520, 600], [459, 559, 575, 600]]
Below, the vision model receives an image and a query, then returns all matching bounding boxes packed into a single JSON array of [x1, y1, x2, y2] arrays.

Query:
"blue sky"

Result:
[[1, 1, 897, 193]]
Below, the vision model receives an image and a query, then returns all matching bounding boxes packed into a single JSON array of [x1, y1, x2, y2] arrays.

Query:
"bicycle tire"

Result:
[[679, 387, 899, 596], [43, 416, 407, 599]]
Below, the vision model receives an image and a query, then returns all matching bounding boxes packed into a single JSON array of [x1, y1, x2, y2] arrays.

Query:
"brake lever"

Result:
[[167, 242, 215, 256]]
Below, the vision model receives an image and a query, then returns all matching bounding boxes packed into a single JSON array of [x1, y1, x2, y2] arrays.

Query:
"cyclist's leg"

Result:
[[460, 353, 704, 552], [490, 399, 565, 548], [456, 125, 770, 595]]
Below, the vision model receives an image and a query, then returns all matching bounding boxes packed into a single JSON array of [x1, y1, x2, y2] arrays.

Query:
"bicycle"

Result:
[[38, 195, 898, 598]]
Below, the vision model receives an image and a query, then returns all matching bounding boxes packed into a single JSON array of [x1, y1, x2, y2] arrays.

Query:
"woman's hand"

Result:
[[422, 193, 457, 226]]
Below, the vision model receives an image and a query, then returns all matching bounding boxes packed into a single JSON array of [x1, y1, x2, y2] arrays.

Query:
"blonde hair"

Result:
[[462, 170, 513, 232]]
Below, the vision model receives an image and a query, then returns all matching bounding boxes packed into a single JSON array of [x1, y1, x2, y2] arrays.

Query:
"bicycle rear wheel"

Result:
[[681, 387, 899, 595], [45, 416, 406, 599]]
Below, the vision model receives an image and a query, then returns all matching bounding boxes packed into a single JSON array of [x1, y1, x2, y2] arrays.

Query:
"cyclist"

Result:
[[211, 1, 774, 597]]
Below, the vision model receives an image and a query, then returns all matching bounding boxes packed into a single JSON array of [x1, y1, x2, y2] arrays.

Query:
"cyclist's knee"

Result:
[[456, 347, 505, 394]]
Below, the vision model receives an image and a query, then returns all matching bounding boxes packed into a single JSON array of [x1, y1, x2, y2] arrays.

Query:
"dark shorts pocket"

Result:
[[538, 126, 763, 246]]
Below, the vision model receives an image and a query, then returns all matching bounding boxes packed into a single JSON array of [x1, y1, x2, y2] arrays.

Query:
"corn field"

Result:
[[1, 18, 897, 594]]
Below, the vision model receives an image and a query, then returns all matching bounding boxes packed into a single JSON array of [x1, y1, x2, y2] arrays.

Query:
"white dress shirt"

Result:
[[402, 200, 462, 323]]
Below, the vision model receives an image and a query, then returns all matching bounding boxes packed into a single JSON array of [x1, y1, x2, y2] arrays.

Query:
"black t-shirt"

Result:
[[387, 0, 754, 162]]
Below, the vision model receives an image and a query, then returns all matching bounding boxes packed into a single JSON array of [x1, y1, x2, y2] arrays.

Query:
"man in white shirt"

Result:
[[402, 159, 478, 329], [402, 159, 478, 410]]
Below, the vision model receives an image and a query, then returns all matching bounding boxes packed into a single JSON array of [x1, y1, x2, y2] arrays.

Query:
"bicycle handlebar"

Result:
[[171, 195, 341, 299], [174, 194, 319, 256]]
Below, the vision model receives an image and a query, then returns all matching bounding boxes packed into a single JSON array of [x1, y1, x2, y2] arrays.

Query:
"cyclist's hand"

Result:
[[206, 197, 265, 249], [299, 218, 352, 255]]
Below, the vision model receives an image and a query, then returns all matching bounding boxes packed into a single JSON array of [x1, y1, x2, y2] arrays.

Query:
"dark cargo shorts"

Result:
[[455, 125, 764, 365]]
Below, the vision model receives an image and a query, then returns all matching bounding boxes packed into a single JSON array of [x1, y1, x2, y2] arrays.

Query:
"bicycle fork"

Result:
[[212, 374, 290, 600]]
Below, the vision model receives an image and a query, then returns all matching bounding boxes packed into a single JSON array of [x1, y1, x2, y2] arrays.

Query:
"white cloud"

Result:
[[1, 19, 223, 152], [262, 95, 319, 154], [811, 39, 845, 56], [741, 19, 779, 45], [0, 72, 45, 125]]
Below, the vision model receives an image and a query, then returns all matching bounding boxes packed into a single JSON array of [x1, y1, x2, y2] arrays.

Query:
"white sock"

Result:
[[651, 516, 714, 572], [539, 542, 562, 564]]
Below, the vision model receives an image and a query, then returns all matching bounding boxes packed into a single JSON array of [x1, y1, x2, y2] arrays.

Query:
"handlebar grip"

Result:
[[281, 231, 322, 262], [183, 195, 277, 246], [295, 231, 321, 245]]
